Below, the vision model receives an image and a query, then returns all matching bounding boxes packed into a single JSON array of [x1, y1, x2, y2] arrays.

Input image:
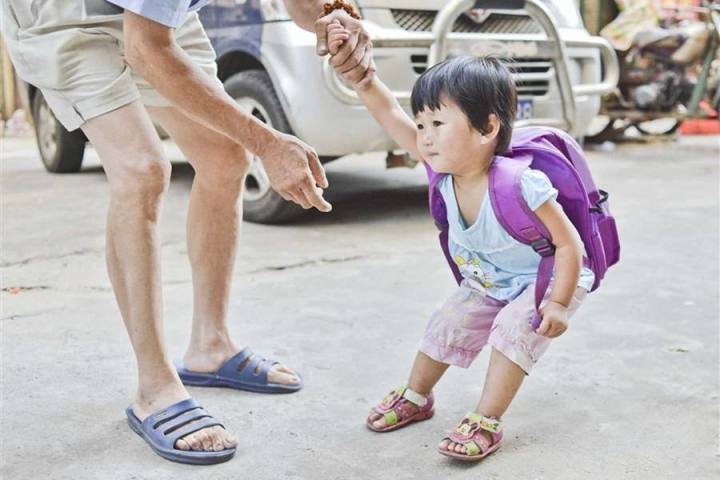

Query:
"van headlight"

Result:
[[260, 0, 362, 22]]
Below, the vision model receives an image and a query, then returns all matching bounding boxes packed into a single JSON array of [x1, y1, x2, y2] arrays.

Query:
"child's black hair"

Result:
[[410, 56, 517, 153]]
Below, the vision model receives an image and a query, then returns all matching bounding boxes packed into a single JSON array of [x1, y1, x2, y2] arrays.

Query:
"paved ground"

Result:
[[1, 134, 718, 479]]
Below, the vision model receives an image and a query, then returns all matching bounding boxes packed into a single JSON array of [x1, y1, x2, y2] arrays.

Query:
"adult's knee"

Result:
[[195, 143, 251, 191], [110, 151, 172, 203]]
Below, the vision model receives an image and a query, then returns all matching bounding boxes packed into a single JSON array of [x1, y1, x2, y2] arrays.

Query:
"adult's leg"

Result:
[[146, 105, 299, 385], [81, 101, 237, 451]]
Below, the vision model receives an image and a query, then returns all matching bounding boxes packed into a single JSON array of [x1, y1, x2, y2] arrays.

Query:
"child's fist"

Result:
[[536, 301, 569, 338], [326, 21, 375, 90], [327, 20, 350, 55]]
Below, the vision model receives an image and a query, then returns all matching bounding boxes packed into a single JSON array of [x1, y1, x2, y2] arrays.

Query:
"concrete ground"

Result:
[[1, 134, 718, 480]]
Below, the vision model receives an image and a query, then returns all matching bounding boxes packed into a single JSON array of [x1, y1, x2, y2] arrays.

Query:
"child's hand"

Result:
[[327, 20, 375, 90], [327, 20, 350, 57], [536, 301, 569, 338]]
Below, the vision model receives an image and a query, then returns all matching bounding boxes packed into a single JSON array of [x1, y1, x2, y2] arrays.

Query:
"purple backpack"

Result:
[[425, 126, 620, 328]]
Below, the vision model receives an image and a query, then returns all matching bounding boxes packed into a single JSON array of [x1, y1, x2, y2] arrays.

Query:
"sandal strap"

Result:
[[458, 412, 502, 434], [376, 386, 429, 411], [218, 348, 279, 385], [166, 416, 224, 447], [139, 398, 226, 450], [448, 412, 502, 444], [376, 386, 431, 426], [464, 440, 482, 456], [401, 387, 428, 407]]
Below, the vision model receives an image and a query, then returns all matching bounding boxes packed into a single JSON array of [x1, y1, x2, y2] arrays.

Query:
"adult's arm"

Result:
[[123, 11, 330, 211]]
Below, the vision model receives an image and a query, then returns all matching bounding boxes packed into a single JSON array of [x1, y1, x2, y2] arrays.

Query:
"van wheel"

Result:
[[31, 90, 86, 173], [224, 70, 304, 224]]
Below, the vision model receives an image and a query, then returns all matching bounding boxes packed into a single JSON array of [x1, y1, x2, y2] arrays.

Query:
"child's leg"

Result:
[[440, 285, 587, 454], [408, 351, 450, 394], [367, 351, 449, 429], [368, 281, 502, 429], [440, 347, 524, 453]]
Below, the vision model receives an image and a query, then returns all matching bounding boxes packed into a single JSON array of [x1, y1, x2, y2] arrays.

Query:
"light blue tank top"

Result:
[[437, 168, 595, 301]]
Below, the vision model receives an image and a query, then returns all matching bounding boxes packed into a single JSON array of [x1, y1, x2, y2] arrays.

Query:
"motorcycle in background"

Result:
[[587, 0, 720, 142]]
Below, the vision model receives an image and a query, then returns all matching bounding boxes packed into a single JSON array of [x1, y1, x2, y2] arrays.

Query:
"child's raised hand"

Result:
[[326, 20, 375, 90], [327, 20, 350, 56], [536, 301, 569, 338]]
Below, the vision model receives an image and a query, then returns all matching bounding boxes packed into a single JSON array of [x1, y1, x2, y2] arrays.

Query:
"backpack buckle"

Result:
[[531, 238, 555, 257], [590, 190, 609, 213]]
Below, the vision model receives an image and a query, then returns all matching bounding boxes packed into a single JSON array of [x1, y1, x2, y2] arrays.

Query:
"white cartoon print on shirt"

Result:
[[454, 255, 494, 288]]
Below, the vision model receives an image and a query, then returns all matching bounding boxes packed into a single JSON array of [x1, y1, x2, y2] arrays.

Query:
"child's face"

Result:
[[414, 98, 495, 175]]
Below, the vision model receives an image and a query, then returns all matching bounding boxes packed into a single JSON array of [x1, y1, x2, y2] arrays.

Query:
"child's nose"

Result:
[[421, 131, 433, 146]]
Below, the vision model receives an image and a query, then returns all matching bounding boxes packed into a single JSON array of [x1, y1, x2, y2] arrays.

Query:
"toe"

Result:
[[372, 418, 387, 430], [186, 433, 202, 451], [367, 411, 382, 422], [175, 438, 190, 451], [210, 426, 225, 451], [223, 433, 238, 450], [438, 439, 451, 451], [269, 365, 300, 385], [454, 443, 464, 454], [197, 430, 213, 451]]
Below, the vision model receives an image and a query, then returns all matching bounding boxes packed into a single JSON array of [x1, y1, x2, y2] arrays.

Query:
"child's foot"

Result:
[[437, 412, 503, 461], [366, 386, 434, 432]]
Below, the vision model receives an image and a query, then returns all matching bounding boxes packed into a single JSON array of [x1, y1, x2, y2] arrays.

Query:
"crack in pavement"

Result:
[[1, 312, 47, 321], [247, 255, 366, 274], [1, 240, 185, 268], [0, 248, 102, 268], [2, 285, 51, 293]]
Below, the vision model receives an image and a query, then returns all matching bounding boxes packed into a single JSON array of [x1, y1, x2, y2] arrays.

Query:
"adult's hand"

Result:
[[315, 10, 375, 86], [258, 131, 331, 212]]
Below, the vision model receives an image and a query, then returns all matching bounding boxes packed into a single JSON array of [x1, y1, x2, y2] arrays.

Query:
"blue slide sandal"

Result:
[[126, 398, 236, 465], [176, 347, 303, 394]]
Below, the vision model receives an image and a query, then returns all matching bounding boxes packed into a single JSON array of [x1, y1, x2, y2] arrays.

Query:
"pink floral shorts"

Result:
[[419, 279, 587, 374]]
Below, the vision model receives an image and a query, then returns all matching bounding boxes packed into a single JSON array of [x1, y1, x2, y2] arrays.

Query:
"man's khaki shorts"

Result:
[[2, 1, 220, 131]]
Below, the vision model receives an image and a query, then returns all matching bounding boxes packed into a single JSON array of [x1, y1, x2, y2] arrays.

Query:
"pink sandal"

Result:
[[367, 386, 434, 432], [438, 413, 504, 461]]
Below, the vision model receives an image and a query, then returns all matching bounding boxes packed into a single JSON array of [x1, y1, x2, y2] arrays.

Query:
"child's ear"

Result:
[[479, 114, 501, 145]]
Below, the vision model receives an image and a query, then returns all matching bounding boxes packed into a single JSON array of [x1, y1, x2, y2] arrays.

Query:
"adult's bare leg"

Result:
[[81, 101, 237, 451], [147, 105, 299, 385]]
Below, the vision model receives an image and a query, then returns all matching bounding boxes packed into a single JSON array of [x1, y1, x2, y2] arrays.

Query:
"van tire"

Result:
[[32, 90, 86, 173]]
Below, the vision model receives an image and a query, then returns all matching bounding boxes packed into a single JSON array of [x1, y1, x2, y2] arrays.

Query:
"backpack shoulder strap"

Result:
[[488, 153, 555, 329], [424, 162, 463, 285]]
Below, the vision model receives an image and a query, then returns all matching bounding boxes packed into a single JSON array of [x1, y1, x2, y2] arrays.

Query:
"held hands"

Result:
[[319, 16, 375, 90], [536, 301, 569, 338], [259, 131, 331, 212]]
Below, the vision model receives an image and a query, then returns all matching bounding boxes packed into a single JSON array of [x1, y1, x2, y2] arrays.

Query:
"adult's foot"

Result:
[[183, 341, 300, 386], [132, 379, 238, 452]]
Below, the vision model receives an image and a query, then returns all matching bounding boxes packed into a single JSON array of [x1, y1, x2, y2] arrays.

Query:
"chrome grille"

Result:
[[391, 9, 542, 34], [410, 56, 552, 97]]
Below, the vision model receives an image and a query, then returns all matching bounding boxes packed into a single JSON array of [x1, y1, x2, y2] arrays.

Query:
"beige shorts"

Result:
[[1, 1, 219, 130]]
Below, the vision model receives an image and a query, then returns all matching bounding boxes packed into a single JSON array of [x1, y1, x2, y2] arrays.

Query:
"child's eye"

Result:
[[416, 124, 424, 130], [432, 121, 443, 127]]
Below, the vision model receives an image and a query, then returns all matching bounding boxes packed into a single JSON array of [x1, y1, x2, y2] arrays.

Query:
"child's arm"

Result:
[[355, 78, 422, 161], [326, 23, 421, 160], [533, 198, 584, 337]]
